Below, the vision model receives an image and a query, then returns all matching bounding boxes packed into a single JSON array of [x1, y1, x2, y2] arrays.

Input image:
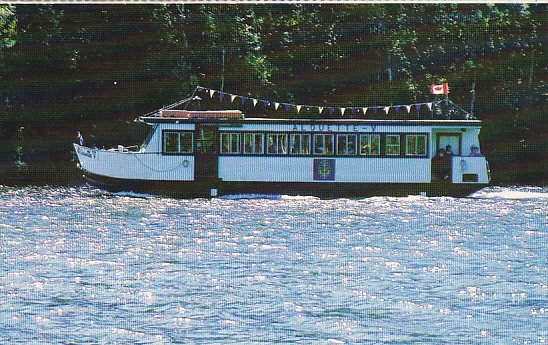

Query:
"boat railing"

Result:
[[107, 145, 141, 153], [451, 156, 488, 183]]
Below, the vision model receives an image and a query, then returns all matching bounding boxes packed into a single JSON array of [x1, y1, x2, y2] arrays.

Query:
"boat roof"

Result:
[[159, 109, 243, 119], [139, 113, 481, 127]]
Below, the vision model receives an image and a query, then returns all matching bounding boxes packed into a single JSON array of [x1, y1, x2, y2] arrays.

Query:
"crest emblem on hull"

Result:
[[313, 159, 335, 181]]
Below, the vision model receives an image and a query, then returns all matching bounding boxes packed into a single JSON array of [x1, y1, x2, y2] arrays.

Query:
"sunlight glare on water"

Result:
[[0, 185, 546, 344]]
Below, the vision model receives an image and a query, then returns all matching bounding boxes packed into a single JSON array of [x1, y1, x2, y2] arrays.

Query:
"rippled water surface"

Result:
[[0, 185, 546, 344]]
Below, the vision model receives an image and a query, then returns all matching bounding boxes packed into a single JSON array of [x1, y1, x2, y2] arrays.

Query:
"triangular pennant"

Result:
[[219, 92, 225, 101], [351, 107, 356, 114], [241, 96, 247, 105], [427, 102, 433, 111], [406, 105, 412, 113], [263, 100, 269, 108], [209, 89, 215, 98], [395, 106, 400, 113], [340, 107, 345, 116], [362, 107, 368, 115], [285, 103, 290, 111], [384, 106, 390, 114], [373, 107, 378, 113], [306, 107, 311, 113], [416, 104, 421, 112], [274, 102, 280, 110], [230, 94, 237, 103], [318, 107, 323, 114], [329, 107, 334, 115], [252, 99, 258, 107], [296, 105, 302, 113]]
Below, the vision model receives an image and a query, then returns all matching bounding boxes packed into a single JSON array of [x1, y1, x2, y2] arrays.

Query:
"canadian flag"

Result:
[[430, 83, 449, 95]]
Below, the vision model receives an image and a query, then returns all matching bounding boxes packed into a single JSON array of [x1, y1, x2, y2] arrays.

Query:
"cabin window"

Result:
[[163, 131, 193, 154], [164, 132, 179, 153], [179, 133, 193, 153], [314, 134, 334, 155], [337, 134, 357, 155], [386, 135, 401, 156], [406, 134, 427, 156], [290, 134, 310, 155], [267, 134, 288, 154], [220, 133, 240, 154], [359, 134, 380, 155], [243, 133, 264, 154]]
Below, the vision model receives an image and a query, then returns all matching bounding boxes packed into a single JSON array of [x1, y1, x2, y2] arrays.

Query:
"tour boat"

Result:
[[74, 99, 490, 198]]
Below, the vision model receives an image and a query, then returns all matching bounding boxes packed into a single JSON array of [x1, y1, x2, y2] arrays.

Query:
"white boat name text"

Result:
[[291, 124, 377, 132], [77, 147, 96, 159]]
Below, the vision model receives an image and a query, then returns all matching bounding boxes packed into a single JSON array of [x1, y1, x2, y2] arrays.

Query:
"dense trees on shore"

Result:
[[0, 4, 545, 185]]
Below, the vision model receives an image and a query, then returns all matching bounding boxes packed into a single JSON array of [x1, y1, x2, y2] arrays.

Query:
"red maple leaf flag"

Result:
[[430, 83, 449, 95]]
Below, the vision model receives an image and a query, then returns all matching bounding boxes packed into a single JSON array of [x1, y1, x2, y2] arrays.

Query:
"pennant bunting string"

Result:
[[202, 87, 440, 117]]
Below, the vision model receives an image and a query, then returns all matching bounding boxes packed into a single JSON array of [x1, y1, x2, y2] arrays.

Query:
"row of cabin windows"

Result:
[[223, 133, 426, 156], [163, 131, 428, 157]]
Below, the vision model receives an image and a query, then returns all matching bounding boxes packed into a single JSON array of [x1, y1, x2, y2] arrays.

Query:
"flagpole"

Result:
[[221, 48, 225, 92], [470, 76, 476, 118]]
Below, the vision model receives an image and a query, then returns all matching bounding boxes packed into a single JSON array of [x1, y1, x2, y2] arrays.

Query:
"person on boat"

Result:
[[469, 145, 482, 157], [445, 145, 454, 157], [443, 144, 454, 180], [432, 148, 450, 181], [76, 131, 84, 146]]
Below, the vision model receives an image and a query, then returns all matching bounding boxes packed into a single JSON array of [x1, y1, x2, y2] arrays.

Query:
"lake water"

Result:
[[0, 185, 546, 344]]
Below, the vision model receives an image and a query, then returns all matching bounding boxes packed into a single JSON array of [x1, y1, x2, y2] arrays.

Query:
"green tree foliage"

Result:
[[0, 5, 16, 49], [0, 4, 545, 184]]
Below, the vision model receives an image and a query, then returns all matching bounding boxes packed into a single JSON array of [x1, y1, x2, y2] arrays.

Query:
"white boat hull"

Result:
[[74, 144, 489, 198]]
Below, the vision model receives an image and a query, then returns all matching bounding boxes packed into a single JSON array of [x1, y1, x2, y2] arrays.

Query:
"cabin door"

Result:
[[433, 133, 461, 182], [436, 133, 461, 155], [194, 125, 220, 181]]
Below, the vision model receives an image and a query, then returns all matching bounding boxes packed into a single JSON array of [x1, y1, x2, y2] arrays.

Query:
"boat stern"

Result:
[[451, 156, 490, 184]]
